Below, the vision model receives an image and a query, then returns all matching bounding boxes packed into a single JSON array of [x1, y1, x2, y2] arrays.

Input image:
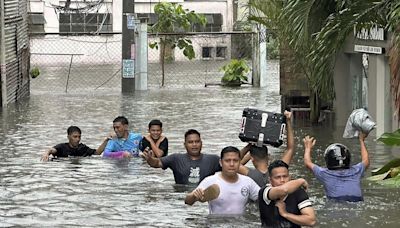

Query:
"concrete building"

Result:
[[334, 27, 396, 137], [27, 0, 235, 62], [0, 0, 30, 106]]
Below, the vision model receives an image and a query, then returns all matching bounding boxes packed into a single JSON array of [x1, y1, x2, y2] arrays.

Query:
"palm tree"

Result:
[[249, 0, 400, 123], [248, 0, 337, 122], [310, 0, 400, 121]]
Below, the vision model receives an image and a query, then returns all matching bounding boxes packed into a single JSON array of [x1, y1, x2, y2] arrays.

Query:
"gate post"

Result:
[[135, 18, 148, 90]]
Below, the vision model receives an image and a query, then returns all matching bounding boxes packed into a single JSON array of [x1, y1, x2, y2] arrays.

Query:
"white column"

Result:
[[135, 20, 148, 91], [369, 54, 392, 137]]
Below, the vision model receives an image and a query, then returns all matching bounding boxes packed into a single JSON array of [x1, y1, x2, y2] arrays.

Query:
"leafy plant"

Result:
[[367, 131, 400, 187], [220, 59, 250, 85], [149, 2, 206, 86], [377, 129, 400, 146], [30, 66, 40, 78]]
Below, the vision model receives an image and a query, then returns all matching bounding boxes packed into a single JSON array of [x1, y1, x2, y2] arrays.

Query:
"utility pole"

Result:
[[121, 0, 135, 92]]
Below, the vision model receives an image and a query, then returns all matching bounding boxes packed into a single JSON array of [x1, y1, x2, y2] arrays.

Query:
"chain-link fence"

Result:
[[30, 33, 122, 93], [147, 32, 255, 88], [29, 32, 256, 93]]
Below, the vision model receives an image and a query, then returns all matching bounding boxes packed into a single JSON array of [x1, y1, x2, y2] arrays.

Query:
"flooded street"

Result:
[[1, 63, 400, 227]]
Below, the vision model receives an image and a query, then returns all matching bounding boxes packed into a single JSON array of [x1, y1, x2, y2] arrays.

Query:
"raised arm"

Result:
[[359, 132, 369, 168], [237, 143, 251, 175], [281, 111, 294, 165], [303, 136, 316, 171], [145, 135, 166, 158], [267, 178, 308, 200], [276, 202, 316, 227], [41, 148, 57, 161], [240, 143, 252, 164], [142, 148, 163, 168]]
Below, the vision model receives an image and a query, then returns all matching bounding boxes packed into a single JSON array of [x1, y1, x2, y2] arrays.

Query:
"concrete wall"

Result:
[[333, 52, 363, 127]]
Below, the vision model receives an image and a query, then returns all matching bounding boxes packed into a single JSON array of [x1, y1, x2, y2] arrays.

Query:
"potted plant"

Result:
[[220, 59, 250, 86], [30, 66, 40, 79]]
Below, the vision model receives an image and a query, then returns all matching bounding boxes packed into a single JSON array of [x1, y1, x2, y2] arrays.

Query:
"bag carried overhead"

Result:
[[343, 108, 376, 138], [239, 108, 286, 147]]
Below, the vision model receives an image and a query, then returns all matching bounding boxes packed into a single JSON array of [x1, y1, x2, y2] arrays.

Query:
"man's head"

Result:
[[113, 116, 129, 138], [148, 119, 163, 140], [67, 126, 81, 148], [268, 159, 290, 187], [184, 129, 202, 158], [250, 145, 268, 162], [324, 143, 351, 170], [220, 146, 241, 177]]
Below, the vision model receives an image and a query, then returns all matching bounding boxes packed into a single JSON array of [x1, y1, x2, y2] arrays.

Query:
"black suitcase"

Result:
[[239, 108, 286, 147]]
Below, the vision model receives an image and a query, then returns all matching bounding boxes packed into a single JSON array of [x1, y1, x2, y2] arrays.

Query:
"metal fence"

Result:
[[29, 32, 256, 93]]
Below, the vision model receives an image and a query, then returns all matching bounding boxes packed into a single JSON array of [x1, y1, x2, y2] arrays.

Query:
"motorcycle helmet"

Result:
[[324, 143, 351, 170]]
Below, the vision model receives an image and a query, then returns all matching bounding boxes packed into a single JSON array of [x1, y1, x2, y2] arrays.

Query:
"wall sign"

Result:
[[354, 45, 384, 55], [355, 26, 385, 41], [127, 15, 136, 30], [122, 59, 135, 78]]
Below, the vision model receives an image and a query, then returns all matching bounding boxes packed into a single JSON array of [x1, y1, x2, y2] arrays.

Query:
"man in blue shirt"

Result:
[[303, 133, 369, 202], [103, 116, 142, 159]]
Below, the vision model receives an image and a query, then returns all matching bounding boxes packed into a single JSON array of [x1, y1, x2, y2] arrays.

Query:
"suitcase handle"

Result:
[[257, 133, 264, 147], [279, 123, 286, 141], [240, 117, 246, 133], [261, 113, 268, 127]]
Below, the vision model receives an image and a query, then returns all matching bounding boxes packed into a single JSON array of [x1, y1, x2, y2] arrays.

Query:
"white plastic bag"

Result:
[[343, 108, 376, 138]]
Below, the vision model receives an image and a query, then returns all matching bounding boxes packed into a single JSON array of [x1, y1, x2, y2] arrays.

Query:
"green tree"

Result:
[[149, 2, 206, 86]]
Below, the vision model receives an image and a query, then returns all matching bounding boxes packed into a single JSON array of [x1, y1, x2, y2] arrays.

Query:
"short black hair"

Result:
[[184, 129, 200, 140], [220, 146, 240, 159], [67, 126, 81, 135], [113, 116, 129, 125], [268, 159, 289, 176], [250, 145, 268, 160], [149, 119, 162, 129]]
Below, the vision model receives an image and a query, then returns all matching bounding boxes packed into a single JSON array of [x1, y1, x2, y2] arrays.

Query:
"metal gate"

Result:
[[0, 0, 30, 106]]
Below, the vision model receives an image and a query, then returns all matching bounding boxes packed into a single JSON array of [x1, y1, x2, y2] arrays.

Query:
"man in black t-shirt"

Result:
[[139, 119, 168, 157], [142, 129, 221, 185], [258, 160, 316, 228], [41, 126, 109, 161]]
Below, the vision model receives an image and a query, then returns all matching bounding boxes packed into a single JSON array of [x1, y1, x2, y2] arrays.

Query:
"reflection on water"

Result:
[[1, 85, 400, 227]]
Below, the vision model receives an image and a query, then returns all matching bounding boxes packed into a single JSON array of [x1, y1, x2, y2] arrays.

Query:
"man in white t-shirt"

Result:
[[185, 146, 260, 215]]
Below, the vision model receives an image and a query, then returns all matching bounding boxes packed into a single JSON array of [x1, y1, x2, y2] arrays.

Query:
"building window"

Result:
[[193, 14, 222, 32], [137, 13, 158, 26], [216, 47, 227, 59], [202, 47, 213, 59], [59, 13, 112, 33], [28, 13, 45, 33]]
